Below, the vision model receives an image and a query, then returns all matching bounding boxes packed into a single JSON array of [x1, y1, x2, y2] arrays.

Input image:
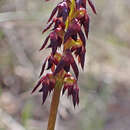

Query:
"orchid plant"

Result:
[[32, 0, 96, 130]]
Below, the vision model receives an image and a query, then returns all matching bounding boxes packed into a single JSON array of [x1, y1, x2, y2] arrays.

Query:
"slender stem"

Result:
[[47, 80, 62, 130]]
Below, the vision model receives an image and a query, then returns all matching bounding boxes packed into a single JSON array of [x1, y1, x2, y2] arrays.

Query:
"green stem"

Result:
[[47, 80, 63, 130]]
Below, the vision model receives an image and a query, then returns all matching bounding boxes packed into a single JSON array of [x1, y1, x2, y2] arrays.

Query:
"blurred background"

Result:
[[0, 0, 130, 130]]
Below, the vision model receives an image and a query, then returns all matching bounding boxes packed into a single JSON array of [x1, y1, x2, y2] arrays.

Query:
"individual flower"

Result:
[[40, 30, 63, 55], [32, 73, 56, 104], [62, 74, 79, 107], [64, 18, 86, 47], [39, 52, 62, 77], [54, 49, 79, 79], [47, 0, 71, 23]]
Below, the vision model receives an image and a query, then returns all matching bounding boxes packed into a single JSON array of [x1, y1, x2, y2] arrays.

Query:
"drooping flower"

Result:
[[62, 74, 79, 107], [39, 53, 62, 77], [54, 49, 79, 79], [40, 30, 63, 55], [32, 73, 56, 104]]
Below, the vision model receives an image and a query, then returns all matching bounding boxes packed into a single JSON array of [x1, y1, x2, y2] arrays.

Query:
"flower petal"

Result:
[[88, 0, 97, 14], [62, 85, 68, 95], [64, 29, 73, 44], [78, 30, 86, 47], [80, 48, 86, 69], [83, 14, 90, 39], [39, 57, 48, 77], [41, 86, 49, 105], [72, 87, 79, 107], [47, 6, 58, 23], [32, 80, 41, 93], [47, 57, 53, 70], [62, 7, 69, 21], [71, 60, 79, 79], [42, 21, 53, 34], [39, 35, 50, 51], [68, 85, 74, 96], [65, 50, 79, 79]]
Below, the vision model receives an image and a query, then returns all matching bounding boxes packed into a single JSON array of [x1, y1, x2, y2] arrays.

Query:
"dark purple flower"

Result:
[[32, 73, 56, 104], [47, 0, 70, 23], [40, 30, 62, 55], [39, 53, 62, 77], [54, 49, 79, 79], [62, 75, 79, 107]]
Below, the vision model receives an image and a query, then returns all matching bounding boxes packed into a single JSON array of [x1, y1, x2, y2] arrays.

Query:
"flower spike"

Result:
[[33, 0, 96, 129]]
